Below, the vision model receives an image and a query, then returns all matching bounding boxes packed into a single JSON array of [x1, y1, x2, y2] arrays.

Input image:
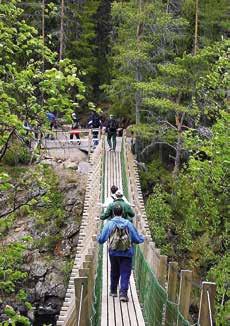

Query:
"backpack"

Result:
[[109, 227, 131, 251]]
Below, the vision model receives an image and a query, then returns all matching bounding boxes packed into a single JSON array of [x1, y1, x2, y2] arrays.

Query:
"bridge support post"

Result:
[[158, 255, 167, 288], [165, 262, 178, 325], [198, 282, 216, 326], [74, 276, 89, 326], [178, 270, 192, 324]]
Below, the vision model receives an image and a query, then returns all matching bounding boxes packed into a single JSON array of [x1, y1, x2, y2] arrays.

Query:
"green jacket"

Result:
[[100, 198, 135, 222]]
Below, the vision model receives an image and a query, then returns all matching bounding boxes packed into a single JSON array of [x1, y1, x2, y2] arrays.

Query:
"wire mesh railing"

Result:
[[134, 245, 190, 326]]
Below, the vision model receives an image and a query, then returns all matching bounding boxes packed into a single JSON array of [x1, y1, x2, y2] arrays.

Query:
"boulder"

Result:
[[78, 161, 91, 174], [35, 271, 66, 299], [64, 162, 78, 170], [31, 262, 48, 278], [63, 223, 80, 239]]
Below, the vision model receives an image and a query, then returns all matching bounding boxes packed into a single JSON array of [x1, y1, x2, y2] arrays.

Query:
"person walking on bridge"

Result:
[[102, 185, 131, 208], [100, 189, 134, 222], [97, 204, 144, 302], [88, 112, 102, 147], [106, 114, 118, 151]]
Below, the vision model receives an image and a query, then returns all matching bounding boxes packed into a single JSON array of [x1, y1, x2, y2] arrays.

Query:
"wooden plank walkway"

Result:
[[101, 138, 145, 326]]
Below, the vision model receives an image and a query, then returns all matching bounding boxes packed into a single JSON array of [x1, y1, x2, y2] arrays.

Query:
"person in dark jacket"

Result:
[[97, 204, 144, 301], [100, 189, 135, 222], [106, 114, 118, 151], [47, 112, 57, 130], [88, 112, 102, 147]]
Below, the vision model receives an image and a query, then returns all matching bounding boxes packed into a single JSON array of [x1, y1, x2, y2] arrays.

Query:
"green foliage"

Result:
[[66, 0, 100, 95], [144, 112, 229, 320], [140, 41, 229, 118], [208, 254, 230, 325], [34, 234, 62, 252], [0, 172, 11, 191], [33, 166, 66, 230], [0, 213, 16, 237], [4, 305, 30, 326], [103, 0, 188, 119], [182, 0, 230, 46], [0, 242, 27, 295], [62, 260, 74, 287], [3, 142, 31, 166], [146, 186, 174, 255], [140, 159, 171, 193], [0, 0, 87, 158], [16, 289, 28, 302]]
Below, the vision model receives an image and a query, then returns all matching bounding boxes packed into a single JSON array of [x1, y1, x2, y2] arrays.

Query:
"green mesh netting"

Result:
[[90, 149, 105, 326], [134, 246, 191, 326]]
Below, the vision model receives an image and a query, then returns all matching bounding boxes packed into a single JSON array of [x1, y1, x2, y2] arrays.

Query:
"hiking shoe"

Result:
[[110, 292, 118, 297], [120, 295, 129, 302]]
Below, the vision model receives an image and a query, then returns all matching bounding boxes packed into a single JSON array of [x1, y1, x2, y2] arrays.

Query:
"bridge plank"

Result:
[[130, 273, 145, 325], [120, 301, 132, 326], [114, 299, 123, 326]]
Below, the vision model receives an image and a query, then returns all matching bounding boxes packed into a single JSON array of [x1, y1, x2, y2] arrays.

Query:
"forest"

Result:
[[0, 0, 229, 325]]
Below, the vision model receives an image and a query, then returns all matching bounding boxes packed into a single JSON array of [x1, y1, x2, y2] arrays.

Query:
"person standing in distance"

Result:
[[70, 112, 81, 144], [88, 112, 102, 147], [106, 114, 118, 151]]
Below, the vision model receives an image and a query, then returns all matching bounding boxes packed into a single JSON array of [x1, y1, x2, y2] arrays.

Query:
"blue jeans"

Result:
[[109, 255, 132, 295]]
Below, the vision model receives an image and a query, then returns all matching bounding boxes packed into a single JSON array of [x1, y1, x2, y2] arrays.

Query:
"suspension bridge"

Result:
[[45, 131, 216, 326]]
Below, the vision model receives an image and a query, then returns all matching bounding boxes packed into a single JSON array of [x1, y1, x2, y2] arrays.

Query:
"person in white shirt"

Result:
[[102, 185, 132, 208]]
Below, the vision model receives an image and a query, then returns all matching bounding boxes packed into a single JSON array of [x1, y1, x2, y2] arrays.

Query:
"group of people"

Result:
[[97, 185, 144, 302], [70, 111, 119, 151], [23, 111, 119, 150]]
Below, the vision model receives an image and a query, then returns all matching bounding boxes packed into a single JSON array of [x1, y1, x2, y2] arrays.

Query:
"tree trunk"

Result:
[[0, 129, 15, 162], [194, 0, 199, 55], [135, 0, 144, 159], [59, 0, 65, 61], [41, 0, 45, 70], [173, 112, 185, 178], [173, 126, 182, 178], [135, 68, 142, 124]]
